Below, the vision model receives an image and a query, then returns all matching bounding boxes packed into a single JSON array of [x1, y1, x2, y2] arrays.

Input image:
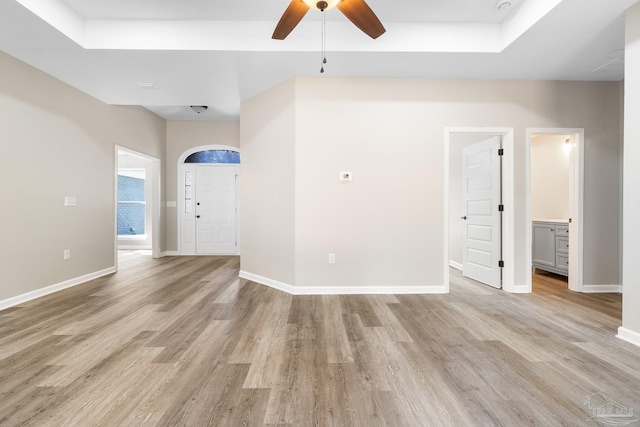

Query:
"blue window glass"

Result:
[[184, 150, 240, 164], [118, 175, 145, 235]]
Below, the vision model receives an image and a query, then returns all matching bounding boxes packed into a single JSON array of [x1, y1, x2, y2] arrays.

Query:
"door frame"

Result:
[[526, 128, 584, 292], [177, 145, 241, 255], [114, 146, 161, 269], [445, 128, 516, 293]]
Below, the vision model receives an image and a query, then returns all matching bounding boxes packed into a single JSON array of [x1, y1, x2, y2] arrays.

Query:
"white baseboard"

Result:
[[162, 252, 241, 257], [118, 245, 152, 250], [617, 327, 640, 348], [507, 284, 532, 294], [172, 252, 239, 257], [239, 271, 297, 294], [293, 285, 448, 295], [582, 284, 622, 293], [239, 271, 447, 295], [449, 260, 463, 271], [0, 267, 117, 311]]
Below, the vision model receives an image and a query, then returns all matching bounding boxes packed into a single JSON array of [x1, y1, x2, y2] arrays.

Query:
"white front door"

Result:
[[195, 165, 237, 254], [461, 136, 502, 288]]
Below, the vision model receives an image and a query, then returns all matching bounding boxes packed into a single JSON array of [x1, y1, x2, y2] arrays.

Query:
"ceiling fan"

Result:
[[272, 0, 386, 40]]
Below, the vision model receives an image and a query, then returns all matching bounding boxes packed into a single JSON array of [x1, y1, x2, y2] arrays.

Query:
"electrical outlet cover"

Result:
[[340, 172, 352, 182]]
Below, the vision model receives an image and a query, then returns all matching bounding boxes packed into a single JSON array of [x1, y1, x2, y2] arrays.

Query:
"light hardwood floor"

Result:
[[1, 253, 638, 426]]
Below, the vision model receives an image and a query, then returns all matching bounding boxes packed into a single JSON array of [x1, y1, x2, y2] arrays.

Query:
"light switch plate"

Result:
[[166, 201, 177, 208], [64, 196, 77, 207]]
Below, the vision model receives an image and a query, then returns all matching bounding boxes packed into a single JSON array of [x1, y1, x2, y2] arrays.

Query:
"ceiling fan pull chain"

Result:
[[323, 12, 327, 65], [320, 9, 326, 73]]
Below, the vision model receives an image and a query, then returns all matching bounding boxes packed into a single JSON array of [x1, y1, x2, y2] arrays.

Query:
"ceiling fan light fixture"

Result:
[[303, 0, 340, 11], [272, 0, 385, 41], [190, 105, 208, 114]]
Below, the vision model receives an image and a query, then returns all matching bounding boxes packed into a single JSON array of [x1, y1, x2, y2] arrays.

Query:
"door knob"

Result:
[[461, 216, 467, 220], [196, 215, 200, 219]]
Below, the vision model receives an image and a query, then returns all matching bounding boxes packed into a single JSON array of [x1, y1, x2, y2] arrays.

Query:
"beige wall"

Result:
[[241, 77, 622, 290], [165, 121, 240, 252], [240, 80, 296, 285], [622, 4, 640, 339], [531, 135, 571, 221], [0, 51, 166, 303]]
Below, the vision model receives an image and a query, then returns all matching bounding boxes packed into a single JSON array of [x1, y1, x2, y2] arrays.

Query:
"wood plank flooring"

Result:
[[1, 253, 638, 426]]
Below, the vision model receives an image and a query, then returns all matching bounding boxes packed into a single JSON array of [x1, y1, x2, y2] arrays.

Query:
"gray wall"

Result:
[[0, 51, 166, 303], [241, 77, 622, 291]]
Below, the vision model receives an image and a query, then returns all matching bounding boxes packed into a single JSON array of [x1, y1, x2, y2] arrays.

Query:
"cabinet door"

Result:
[[555, 236, 569, 254], [555, 253, 569, 273], [555, 224, 569, 236], [533, 223, 556, 267]]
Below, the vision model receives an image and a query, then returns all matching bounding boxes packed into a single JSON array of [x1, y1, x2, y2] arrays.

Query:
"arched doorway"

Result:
[[177, 145, 240, 255]]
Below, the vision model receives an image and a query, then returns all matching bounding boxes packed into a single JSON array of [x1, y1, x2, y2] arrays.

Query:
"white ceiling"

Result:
[[60, 0, 521, 23], [0, 0, 636, 121]]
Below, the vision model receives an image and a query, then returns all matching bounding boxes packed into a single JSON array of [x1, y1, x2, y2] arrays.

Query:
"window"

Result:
[[118, 170, 146, 236], [184, 150, 240, 164]]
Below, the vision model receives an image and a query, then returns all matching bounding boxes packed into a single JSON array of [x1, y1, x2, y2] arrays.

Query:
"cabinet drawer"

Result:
[[555, 236, 569, 254], [555, 253, 569, 271], [555, 224, 569, 236]]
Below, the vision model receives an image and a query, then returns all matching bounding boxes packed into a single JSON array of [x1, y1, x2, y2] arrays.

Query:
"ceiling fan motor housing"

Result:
[[302, 0, 340, 11]]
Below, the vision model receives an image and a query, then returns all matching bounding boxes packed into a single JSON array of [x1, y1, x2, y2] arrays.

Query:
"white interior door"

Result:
[[195, 165, 237, 254], [462, 136, 502, 288]]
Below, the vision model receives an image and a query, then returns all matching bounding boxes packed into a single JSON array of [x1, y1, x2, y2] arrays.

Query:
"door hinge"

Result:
[[498, 148, 504, 156], [498, 204, 504, 212], [498, 260, 504, 268]]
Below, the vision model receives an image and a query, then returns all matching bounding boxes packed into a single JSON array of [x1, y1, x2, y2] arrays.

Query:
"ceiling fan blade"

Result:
[[337, 0, 386, 39], [272, 0, 311, 40]]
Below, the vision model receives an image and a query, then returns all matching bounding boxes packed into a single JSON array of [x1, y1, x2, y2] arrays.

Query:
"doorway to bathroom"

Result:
[[527, 128, 583, 293]]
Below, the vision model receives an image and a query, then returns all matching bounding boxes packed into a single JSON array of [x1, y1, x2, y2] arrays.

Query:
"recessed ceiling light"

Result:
[[136, 83, 157, 89], [497, 0, 512, 10]]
